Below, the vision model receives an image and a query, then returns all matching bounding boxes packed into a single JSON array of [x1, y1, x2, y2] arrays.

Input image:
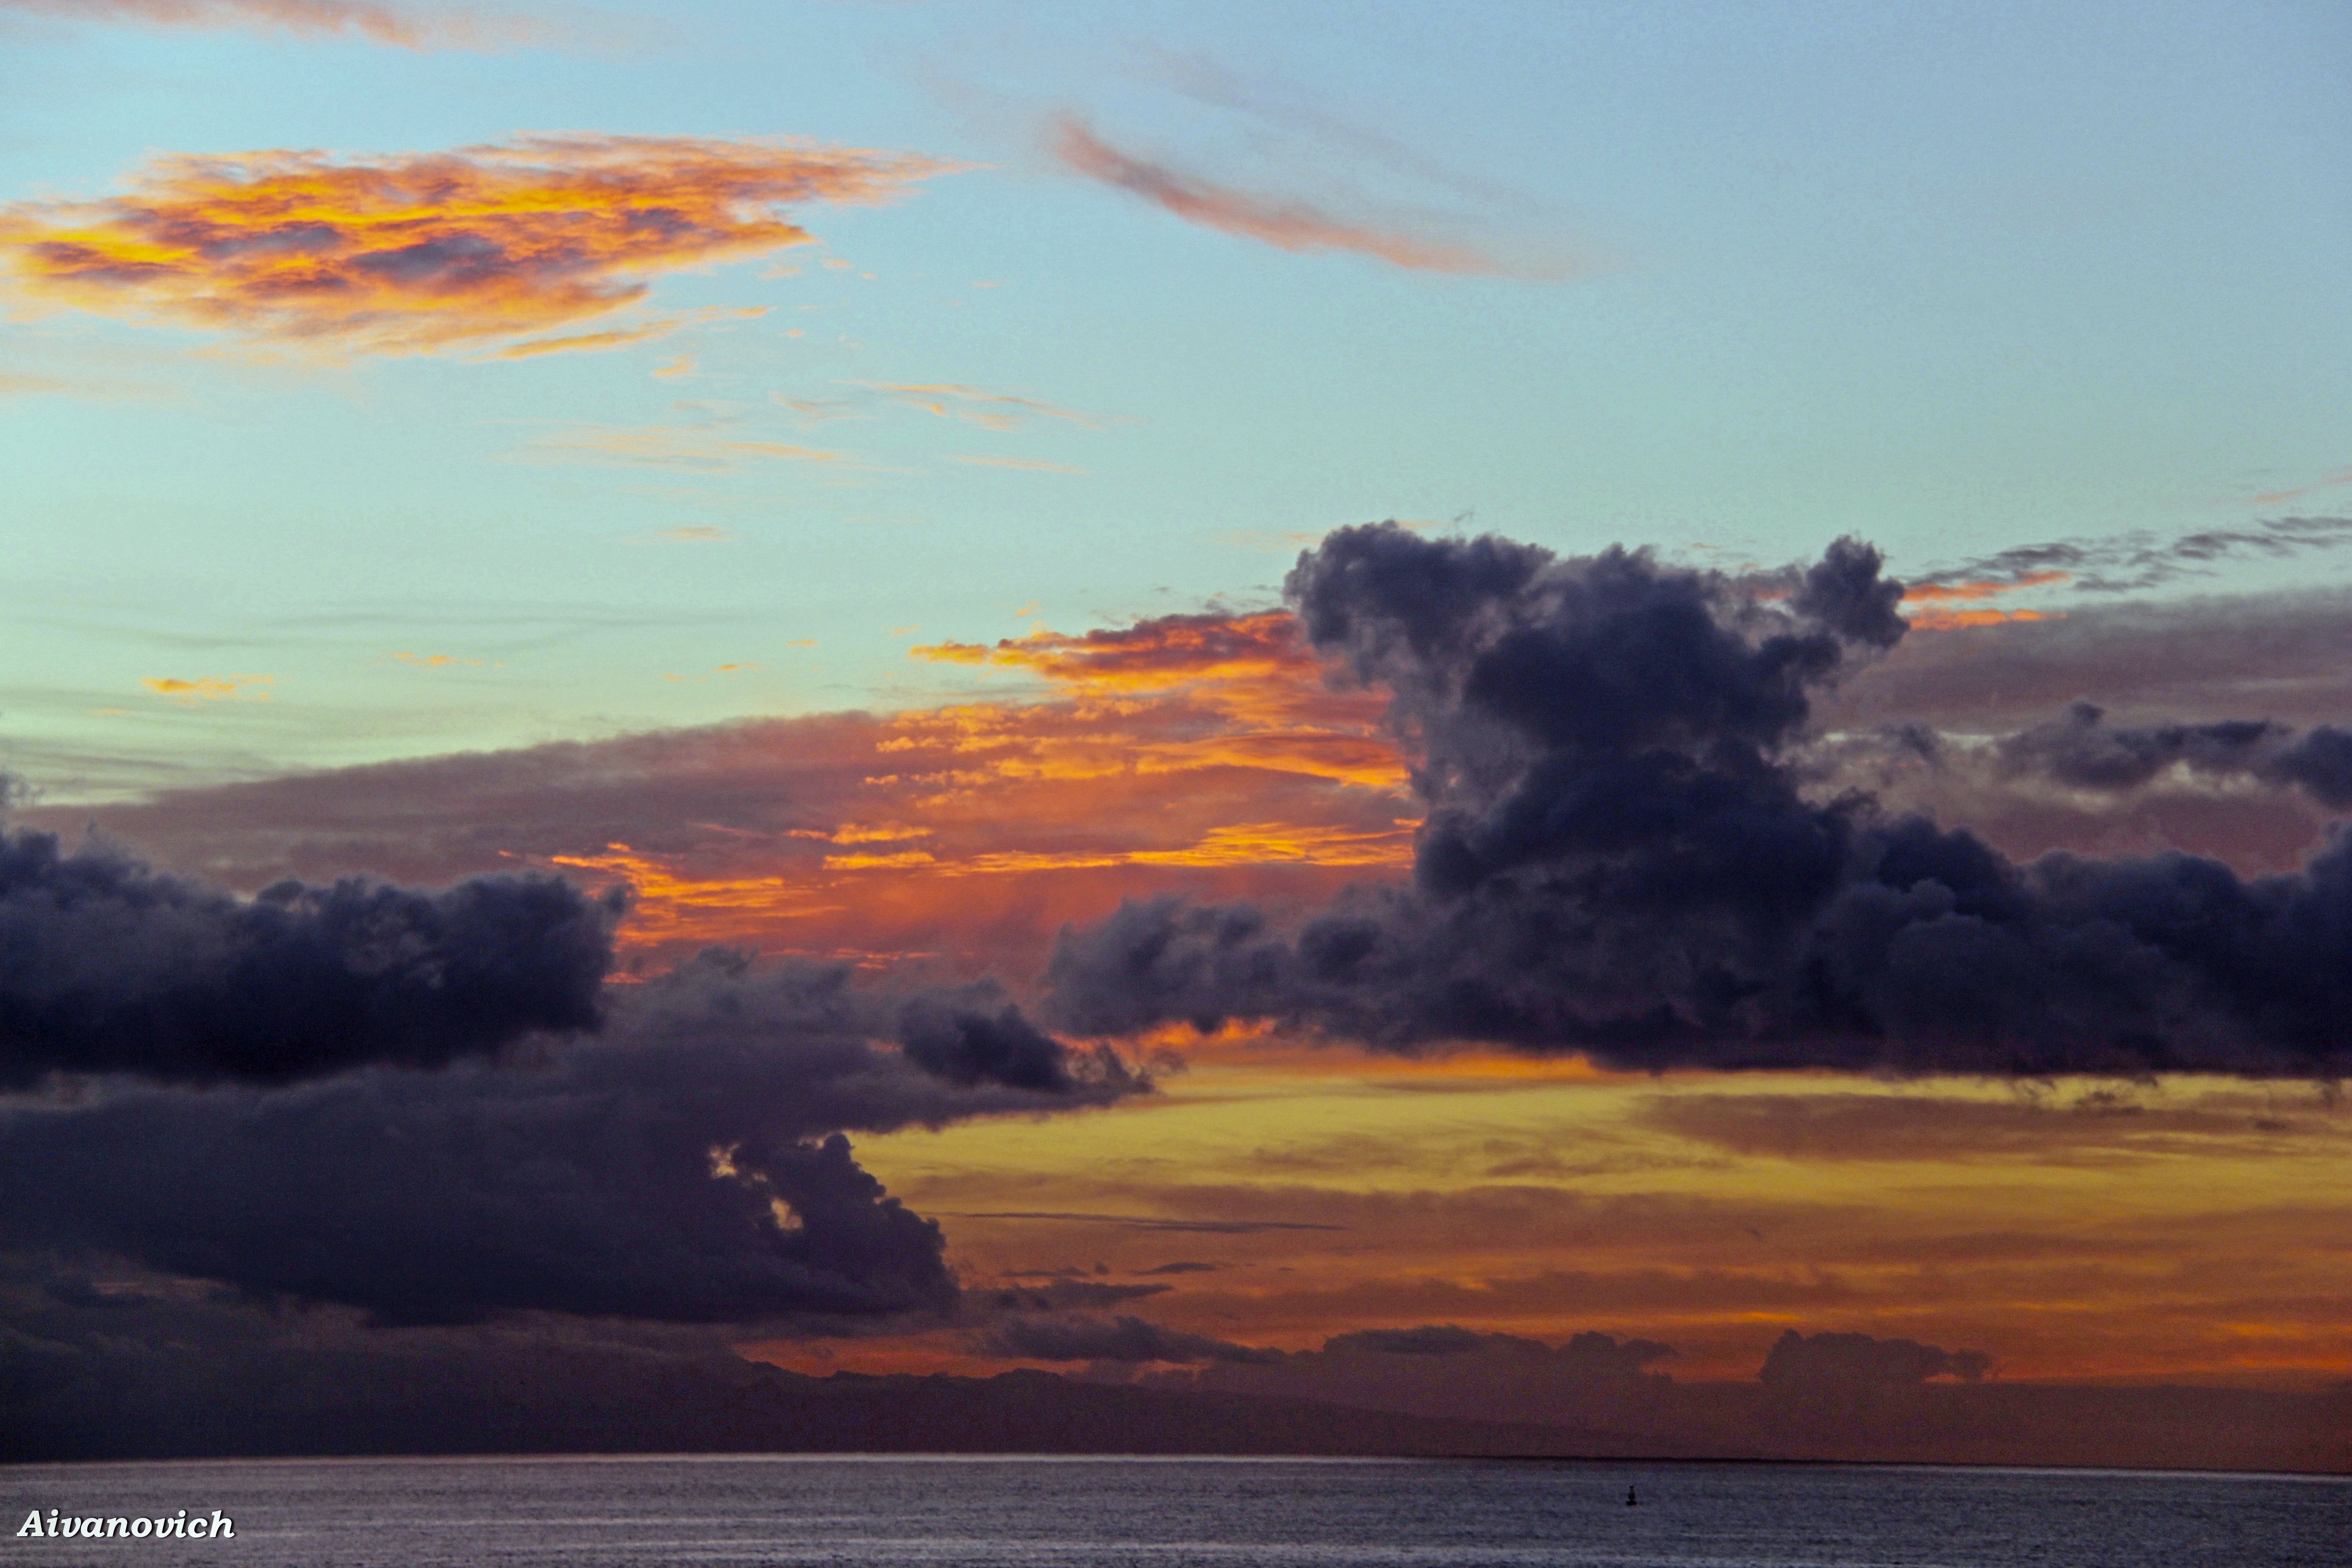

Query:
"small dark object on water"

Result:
[[1626, 1485, 1638, 1507]]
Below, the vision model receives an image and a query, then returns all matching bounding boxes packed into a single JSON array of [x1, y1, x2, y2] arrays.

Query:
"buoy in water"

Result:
[[1626, 1485, 1638, 1507]]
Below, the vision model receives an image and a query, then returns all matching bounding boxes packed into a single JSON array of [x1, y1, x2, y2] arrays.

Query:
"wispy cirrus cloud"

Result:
[[2250, 468, 2352, 507], [0, 0, 559, 50], [482, 305, 767, 362], [485, 322, 680, 360], [948, 454, 1086, 473], [845, 380, 1107, 433], [0, 135, 954, 356], [1048, 112, 1566, 279], [508, 423, 849, 471], [0, 366, 181, 402]]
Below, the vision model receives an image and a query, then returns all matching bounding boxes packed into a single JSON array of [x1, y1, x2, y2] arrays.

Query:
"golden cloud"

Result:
[[0, 134, 953, 355], [141, 674, 272, 702]]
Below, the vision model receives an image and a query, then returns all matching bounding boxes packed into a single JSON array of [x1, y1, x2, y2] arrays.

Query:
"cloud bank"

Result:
[[2, 950, 1139, 1325], [0, 824, 616, 1087]]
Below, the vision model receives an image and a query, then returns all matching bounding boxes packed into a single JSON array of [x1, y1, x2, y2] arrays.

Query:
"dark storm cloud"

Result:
[[1047, 524, 2352, 1075], [0, 824, 617, 1087], [1757, 1329, 1992, 1387], [1911, 515, 2352, 595], [899, 997, 1083, 1090], [1992, 703, 2352, 810], [0, 954, 1139, 1325], [986, 1313, 1282, 1365]]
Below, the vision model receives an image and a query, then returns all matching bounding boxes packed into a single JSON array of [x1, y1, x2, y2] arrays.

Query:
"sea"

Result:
[[3, 1455, 2345, 1567]]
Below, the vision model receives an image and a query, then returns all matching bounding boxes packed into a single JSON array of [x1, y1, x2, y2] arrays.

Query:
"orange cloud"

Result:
[[1901, 570, 2068, 632], [141, 674, 272, 702], [380, 612, 1405, 964], [1049, 113, 1542, 277], [913, 609, 1335, 717], [1902, 570, 2070, 604], [0, 135, 952, 355], [1907, 608, 2057, 632], [0, 0, 554, 50], [487, 322, 679, 360], [66, 609, 1404, 970]]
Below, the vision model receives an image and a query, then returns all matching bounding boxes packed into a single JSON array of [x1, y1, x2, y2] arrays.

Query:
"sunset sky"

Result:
[[5, 0, 2351, 1463]]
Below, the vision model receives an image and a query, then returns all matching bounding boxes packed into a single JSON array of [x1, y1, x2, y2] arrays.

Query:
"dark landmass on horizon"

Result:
[[8, 1342, 2344, 1475]]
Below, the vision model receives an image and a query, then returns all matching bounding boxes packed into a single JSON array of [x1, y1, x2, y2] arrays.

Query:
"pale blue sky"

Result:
[[3, 0, 2347, 797]]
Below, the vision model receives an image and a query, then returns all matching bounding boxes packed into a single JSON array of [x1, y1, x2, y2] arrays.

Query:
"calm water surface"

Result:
[[4, 1455, 2344, 1567]]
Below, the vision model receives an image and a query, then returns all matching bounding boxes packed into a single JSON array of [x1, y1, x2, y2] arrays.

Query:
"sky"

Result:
[[4, 0, 2351, 1468]]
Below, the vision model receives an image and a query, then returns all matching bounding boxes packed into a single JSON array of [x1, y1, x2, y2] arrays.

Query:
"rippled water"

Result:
[[4, 1455, 2345, 1566]]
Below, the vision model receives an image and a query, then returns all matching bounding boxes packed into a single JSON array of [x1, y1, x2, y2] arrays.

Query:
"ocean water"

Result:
[[3, 1455, 2344, 1567]]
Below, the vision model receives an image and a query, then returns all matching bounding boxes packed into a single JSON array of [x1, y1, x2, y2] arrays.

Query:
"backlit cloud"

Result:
[[1049, 114, 1558, 278], [0, 135, 953, 356], [0, 0, 557, 51]]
